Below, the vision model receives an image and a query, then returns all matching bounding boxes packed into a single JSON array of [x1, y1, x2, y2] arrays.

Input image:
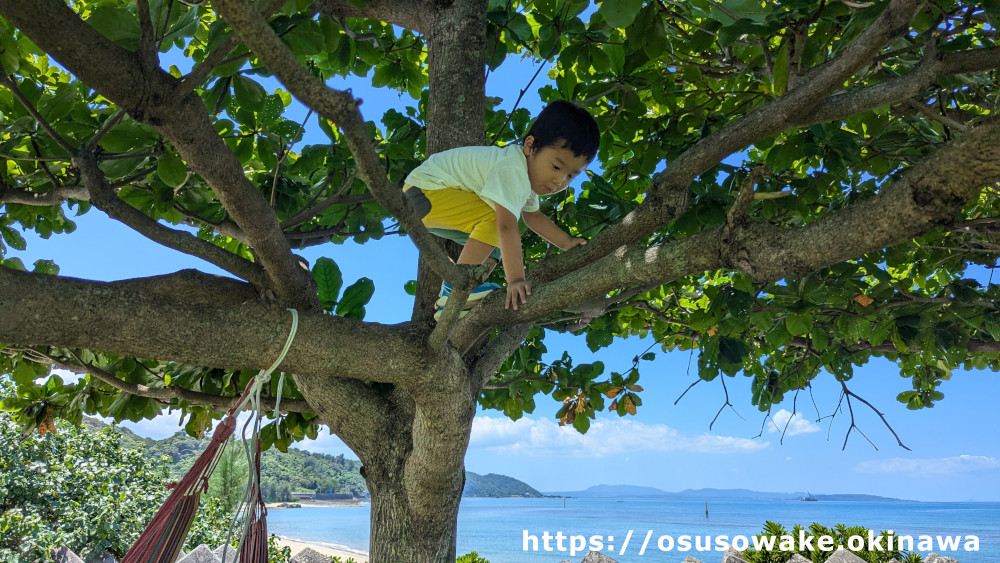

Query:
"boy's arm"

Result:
[[495, 205, 531, 310], [522, 210, 586, 251]]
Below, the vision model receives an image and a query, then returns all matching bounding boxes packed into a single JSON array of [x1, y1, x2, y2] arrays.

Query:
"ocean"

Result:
[[266, 498, 1000, 562]]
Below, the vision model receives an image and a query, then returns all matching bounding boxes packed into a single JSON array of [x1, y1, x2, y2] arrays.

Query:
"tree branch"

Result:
[[0, 66, 74, 155], [454, 118, 1000, 351], [214, 0, 476, 294], [312, 0, 427, 33], [838, 380, 911, 451], [0, 0, 320, 309], [0, 268, 432, 385], [533, 0, 924, 282], [36, 352, 316, 415], [71, 149, 269, 288], [806, 46, 1000, 126], [0, 184, 89, 205]]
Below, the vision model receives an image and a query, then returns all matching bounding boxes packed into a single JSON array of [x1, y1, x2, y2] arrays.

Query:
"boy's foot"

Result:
[[435, 281, 500, 309]]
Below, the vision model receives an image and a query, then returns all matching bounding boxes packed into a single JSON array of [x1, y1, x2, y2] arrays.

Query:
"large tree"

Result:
[[1, 0, 999, 560]]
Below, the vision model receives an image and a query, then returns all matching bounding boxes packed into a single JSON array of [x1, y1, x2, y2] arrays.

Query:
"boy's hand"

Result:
[[506, 278, 531, 310], [564, 237, 587, 250]]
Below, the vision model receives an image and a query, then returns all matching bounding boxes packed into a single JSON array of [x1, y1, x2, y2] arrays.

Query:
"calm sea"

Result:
[[267, 498, 1000, 562]]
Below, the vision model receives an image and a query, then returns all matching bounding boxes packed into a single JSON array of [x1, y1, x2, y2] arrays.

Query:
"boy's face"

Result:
[[522, 136, 591, 197]]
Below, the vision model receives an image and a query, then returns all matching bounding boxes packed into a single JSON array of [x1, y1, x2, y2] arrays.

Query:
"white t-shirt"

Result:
[[404, 144, 540, 218]]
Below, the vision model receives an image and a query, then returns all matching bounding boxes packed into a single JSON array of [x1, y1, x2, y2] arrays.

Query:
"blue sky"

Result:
[[7, 55, 1000, 503]]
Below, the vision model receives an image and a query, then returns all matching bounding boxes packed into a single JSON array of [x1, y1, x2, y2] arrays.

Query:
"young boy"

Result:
[[403, 100, 599, 319]]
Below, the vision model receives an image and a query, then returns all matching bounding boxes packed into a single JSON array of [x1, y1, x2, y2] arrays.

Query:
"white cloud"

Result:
[[297, 430, 354, 457], [110, 411, 184, 440], [469, 416, 769, 457], [855, 455, 1000, 476], [766, 409, 821, 436]]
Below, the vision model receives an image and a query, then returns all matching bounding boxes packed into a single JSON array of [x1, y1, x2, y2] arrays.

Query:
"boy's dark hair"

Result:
[[524, 100, 600, 161]]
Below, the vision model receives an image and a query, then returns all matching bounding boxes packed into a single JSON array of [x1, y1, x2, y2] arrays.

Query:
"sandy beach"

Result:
[[268, 500, 370, 561], [274, 537, 369, 562]]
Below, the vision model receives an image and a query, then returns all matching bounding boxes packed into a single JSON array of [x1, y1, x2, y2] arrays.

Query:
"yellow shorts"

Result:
[[404, 185, 499, 249]]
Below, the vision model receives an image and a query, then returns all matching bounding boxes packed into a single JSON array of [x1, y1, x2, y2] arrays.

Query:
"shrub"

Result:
[[742, 521, 921, 563], [0, 405, 289, 561]]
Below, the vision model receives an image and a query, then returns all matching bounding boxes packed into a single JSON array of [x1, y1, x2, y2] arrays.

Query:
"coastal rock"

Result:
[[721, 546, 749, 563], [825, 549, 867, 563], [85, 550, 117, 563], [290, 547, 337, 563], [176, 544, 221, 563], [925, 555, 960, 563], [213, 545, 239, 563], [787, 555, 811, 563], [682, 556, 704, 563], [51, 547, 85, 563], [580, 551, 619, 563]]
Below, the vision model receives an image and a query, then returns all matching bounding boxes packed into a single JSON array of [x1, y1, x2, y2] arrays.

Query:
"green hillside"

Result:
[[130, 428, 367, 501], [464, 472, 544, 497], [90, 418, 540, 501]]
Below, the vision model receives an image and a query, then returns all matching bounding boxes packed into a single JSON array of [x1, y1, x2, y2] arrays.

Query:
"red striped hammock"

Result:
[[122, 309, 299, 563]]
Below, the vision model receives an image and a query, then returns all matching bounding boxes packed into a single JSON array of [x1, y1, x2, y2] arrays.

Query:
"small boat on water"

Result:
[[801, 491, 818, 501]]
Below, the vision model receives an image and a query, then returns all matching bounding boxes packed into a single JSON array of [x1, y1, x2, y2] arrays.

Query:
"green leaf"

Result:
[[718, 337, 747, 365], [0, 225, 27, 251], [599, 0, 643, 28], [312, 257, 344, 313], [156, 152, 187, 188], [765, 321, 793, 348], [232, 75, 267, 112], [784, 314, 813, 337], [718, 19, 771, 48], [85, 6, 141, 50], [336, 277, 375, 319], [32, 259, 59, 275], [404, 280, 417, 296]]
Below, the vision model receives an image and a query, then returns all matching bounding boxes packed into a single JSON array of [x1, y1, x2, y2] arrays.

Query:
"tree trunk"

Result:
[[366, 464, 463, 562], [425, 0, 488, 153], [361, 404, 468, 563]]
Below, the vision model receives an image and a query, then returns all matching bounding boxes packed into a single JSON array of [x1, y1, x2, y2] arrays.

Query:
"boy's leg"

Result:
[[456, 238, 497, 266], [410, 188, 505, 317]]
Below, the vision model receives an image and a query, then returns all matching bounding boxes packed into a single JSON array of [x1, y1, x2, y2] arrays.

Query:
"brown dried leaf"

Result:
[[606, 388, 620, 399], [628, 385, 644, 392], [624, 395, 636, 416], [707, 325, 718, 336], [853, 293, 874, 307]]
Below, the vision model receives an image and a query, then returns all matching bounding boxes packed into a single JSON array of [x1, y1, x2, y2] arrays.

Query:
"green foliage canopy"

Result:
[[1, 0, 999, 558]]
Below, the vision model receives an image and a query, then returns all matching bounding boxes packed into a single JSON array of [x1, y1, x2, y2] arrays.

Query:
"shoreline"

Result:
[[267, 498, 370, 509], [274, 537, 369, 562]]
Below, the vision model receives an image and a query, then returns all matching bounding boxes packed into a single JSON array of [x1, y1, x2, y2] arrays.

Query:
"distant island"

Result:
[[544, 484, 909, 502]]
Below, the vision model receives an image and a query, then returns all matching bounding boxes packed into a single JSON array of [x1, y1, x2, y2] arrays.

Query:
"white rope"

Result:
[[222, 308, 299, 560]]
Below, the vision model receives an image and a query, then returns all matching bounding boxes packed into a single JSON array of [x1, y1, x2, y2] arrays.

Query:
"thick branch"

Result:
[[0, 268, 431, 385], [0, 0, 319, 309], [789, 336, 1000, 354], [292, 374, 391, 460], [0, 184, 88, 205], [454, 119, 1000, 351], [71, 149, 269, 287], [720, 120, 1000, 281], [312, 0, 427, 33], [452, 232, 724, 352], [806, 46, 1000, 126]]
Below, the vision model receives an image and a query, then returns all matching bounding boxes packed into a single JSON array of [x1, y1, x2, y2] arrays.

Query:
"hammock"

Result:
[[122, 309, 300, 563]]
